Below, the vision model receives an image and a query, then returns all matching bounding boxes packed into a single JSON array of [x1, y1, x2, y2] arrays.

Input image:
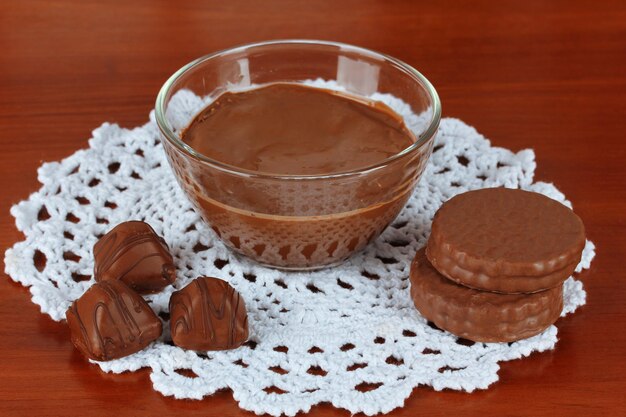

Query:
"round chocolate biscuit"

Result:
[[427, 188, 585, 293], [410, 248, 563, 343]]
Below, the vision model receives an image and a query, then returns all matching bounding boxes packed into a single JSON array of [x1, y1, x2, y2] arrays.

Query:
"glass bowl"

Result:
[[155, 40, 441, 270]]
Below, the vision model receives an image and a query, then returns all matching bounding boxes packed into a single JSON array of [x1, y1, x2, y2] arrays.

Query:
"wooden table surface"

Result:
[[1, 1, 625, 416]]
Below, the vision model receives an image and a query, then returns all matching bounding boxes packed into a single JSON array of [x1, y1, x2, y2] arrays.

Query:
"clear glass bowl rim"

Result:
[[155, 39, 442, 180]]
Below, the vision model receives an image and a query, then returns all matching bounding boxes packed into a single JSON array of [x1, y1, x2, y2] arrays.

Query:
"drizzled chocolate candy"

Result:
[[94, 221, 176, 294], [169, 277, 248, 351], [66, 280, 163, 361]]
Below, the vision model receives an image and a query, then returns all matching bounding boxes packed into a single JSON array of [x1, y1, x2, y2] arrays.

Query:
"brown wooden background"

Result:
[[1, 1, 625, 416]]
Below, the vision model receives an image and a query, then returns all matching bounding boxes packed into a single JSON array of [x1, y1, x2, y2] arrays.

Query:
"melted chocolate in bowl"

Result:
[[182, 84, 414, 175], [168, 83, 430, 269]]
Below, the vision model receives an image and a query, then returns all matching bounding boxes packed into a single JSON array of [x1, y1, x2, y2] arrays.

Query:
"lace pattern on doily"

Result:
[[5, 90, 594, 416]]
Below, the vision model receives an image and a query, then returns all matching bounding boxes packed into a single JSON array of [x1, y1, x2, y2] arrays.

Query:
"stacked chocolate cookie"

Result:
[[410, 188, 586, 343]]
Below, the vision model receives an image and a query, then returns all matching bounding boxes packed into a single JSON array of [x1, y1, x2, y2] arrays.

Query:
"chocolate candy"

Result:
[[66, 280, 163, 361], [427, 188, 585, 294], [410, 249, 563, 343], [170, 277, 248, 351], [94, 221, 176, 294]]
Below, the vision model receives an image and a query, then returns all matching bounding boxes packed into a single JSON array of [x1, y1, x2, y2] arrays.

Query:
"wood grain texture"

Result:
[[1, 0, 625, 415]]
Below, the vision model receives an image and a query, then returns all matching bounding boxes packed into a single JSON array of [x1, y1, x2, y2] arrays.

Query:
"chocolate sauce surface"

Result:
[[181, 83, 415, 175]]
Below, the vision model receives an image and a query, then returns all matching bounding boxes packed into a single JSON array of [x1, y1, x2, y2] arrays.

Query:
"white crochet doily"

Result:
[[5, 87, 595, 416]]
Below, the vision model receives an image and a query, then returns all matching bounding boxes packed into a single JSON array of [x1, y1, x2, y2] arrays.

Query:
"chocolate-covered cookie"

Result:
[[66, 280, 163, 361], [169, 277, 248, 351], [427, 188, 585, 293], [94, 221, 176, 294], [410, 249, 562, 343]]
